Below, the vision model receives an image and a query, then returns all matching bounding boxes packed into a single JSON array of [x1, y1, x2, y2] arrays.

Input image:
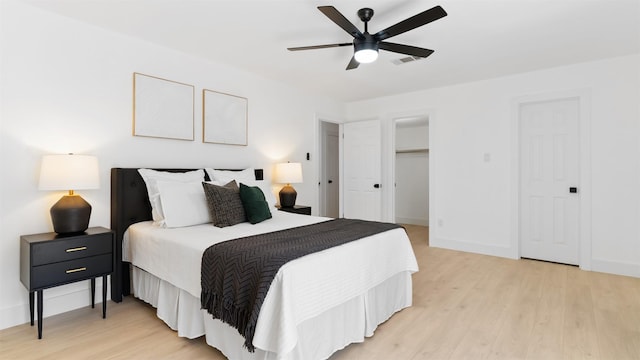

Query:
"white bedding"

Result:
[[124, 211, 419, 358]]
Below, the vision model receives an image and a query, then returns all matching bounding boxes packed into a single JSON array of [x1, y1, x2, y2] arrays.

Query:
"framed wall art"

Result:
[[133, 72, 195, 141], [203, 89, 248, 146]]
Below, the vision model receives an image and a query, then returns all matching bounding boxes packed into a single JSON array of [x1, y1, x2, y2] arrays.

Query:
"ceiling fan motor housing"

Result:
[[354, 33, 379, 53], [353, 33, 379, 63]]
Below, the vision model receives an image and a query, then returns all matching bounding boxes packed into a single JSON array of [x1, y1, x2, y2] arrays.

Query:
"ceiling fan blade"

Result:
[[375, 6, 447, 41], [379, 42, 434, 58], [346, 56, 360, 70], [318, 6, 363, 38], [288, 43, 352, 51]]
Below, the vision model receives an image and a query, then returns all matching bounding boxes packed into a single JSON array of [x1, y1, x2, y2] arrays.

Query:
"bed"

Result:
[[110, 167, 419, 360]]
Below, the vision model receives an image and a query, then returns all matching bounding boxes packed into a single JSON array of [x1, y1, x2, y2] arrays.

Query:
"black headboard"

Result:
[[109, 168, 263, 302]]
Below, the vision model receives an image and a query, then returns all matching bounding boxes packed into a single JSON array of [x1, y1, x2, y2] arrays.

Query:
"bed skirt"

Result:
[[132, 266, 413, 360]]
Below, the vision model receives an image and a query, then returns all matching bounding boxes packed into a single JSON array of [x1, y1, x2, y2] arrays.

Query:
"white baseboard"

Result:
[[430, 236, 517, 259], [430, 236, 640, 279], [0, 302, 29, 331], [591, 258, 640, 278], [396, 217, 428, 226], [0, 279, 108, 331]]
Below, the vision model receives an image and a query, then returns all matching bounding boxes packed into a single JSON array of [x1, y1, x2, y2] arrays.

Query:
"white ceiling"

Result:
[[24, 0, 640, 102]]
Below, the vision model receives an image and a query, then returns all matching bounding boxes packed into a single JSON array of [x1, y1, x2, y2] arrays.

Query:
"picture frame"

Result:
[[202, 89, 248, 146], [133, 73, 195, 141]]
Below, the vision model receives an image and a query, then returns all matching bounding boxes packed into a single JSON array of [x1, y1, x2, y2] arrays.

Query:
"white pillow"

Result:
[[156, 181, 210, 228], [205, 168, 255, 183], [203, 168, 274, 207], [137, 169, 205, 225], [240, 180, 277, 209]]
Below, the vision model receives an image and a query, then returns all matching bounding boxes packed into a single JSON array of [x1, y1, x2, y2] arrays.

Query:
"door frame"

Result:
[[510, 89, 592, 270], [388, 110, 433, 224], [316, 114, 343, 217], [319, 120, 340, 217], [392, 115, 430, 225]]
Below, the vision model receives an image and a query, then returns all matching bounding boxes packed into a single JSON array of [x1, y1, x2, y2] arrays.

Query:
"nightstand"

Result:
[[276, 205, 312, 215], [20, 227, 114, 339]]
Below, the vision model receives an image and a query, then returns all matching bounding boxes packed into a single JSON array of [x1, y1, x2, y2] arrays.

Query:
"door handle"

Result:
[[569, 187, 578, 193], [328, 180, 333, 184], [374, 184, 380, 189]]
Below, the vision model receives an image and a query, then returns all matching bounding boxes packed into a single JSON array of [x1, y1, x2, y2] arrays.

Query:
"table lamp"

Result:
[[39, 154, 99, 234], [275, 162, 303, 208]]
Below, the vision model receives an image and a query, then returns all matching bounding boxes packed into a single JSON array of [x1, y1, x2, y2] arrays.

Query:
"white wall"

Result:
[[0, 0, 343, 330], [346, 54, 640, 278], [395, 123, 429, 151]]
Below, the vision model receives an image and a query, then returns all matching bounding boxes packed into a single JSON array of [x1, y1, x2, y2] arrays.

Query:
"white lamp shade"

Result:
[[39, 154, 100, 191], [275, 162, 303, 184]]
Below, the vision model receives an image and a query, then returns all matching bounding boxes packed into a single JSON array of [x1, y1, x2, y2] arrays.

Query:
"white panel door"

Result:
[[520, 98, 580, 265], [343, 119, 382, 221]]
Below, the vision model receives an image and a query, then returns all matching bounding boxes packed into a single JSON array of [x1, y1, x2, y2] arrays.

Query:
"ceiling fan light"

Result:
[[354, 48, 378, 63]]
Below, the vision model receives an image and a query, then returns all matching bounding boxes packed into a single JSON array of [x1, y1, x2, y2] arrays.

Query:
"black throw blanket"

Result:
[[200, 218, 402, 352]]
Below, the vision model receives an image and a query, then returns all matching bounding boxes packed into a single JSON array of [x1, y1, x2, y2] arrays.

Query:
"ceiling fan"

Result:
[[287, 5, 447, 70]]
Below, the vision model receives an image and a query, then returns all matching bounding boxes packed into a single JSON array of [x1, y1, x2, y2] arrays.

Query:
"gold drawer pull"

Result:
[[66, 246, 87, 253], [66, 267, 87, 274]]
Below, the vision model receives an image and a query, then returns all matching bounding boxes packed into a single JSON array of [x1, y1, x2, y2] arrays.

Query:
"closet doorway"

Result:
[[320, 121, 340, 218], [394, 116, 429, 226]]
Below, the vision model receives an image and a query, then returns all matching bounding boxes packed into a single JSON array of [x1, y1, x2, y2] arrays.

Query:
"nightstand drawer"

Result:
[[30, 233, 112, 266], [30, 253, 113, 290]]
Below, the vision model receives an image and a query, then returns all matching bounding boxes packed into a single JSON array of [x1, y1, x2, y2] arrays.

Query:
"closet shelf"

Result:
[[395, 148, 429, 154]]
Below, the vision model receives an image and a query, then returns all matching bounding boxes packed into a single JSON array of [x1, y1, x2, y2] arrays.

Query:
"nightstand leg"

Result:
[[36, 290, 43, 339], [91, 278, 95, 308], [29, 291, 34, 326], [102, 275, 107, 319]]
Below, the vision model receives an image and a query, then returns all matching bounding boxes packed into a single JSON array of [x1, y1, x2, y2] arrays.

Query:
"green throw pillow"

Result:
[[239, 183, 272, 224]]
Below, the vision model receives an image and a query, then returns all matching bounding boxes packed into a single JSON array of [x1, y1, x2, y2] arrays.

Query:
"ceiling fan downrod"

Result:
[[357, 8, 374, 33]]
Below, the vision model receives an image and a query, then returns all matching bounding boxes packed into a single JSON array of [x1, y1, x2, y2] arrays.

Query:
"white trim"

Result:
[[387, 109, 434, 225], [510, 89, 592, 270], [315, 113, 343, 218], [383, 116, 395, 222], [428, 110, 438, 246], [318, 121, 340, 218], [591, 258, 640, 278], [430, 236, 516, 259], [338, 123, 344, 218]]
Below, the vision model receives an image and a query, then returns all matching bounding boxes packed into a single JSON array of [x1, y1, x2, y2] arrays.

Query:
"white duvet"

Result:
[[124, 211, 418, 355]]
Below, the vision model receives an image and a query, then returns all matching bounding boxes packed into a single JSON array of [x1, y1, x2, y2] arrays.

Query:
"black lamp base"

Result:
[[279, 185, 297, 208], [50, 195, 92, 234]]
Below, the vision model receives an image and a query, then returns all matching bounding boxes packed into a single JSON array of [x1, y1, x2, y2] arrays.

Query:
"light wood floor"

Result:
[[2, 225, 639, 359]]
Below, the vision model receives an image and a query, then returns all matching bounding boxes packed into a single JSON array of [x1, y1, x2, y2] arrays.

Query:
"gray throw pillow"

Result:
[[202, 180, 247, 227]]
